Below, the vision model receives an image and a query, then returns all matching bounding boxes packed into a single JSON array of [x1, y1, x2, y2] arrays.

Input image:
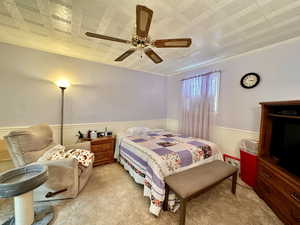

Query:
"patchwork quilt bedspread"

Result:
[[116, 129, 222, 215]]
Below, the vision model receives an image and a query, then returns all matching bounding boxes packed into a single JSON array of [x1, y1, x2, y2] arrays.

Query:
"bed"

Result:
[[114, 128, 222, 216]]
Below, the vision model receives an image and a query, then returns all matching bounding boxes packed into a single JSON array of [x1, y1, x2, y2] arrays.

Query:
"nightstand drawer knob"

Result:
[[290, 193, 300, 202], [261, 171, 272, 179]]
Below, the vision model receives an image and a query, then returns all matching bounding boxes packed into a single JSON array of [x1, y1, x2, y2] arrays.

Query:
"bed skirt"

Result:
[[119, 155, 173, 215]]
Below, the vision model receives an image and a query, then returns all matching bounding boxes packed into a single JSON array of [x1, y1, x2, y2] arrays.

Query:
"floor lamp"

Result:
[[56, 80, 70, 145]]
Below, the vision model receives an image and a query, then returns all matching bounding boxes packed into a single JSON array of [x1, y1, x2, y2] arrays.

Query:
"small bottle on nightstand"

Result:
[[90, 131, 97, 140]]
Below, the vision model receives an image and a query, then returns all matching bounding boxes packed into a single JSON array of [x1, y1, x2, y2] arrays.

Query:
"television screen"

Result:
[[270, 118, 300, 177]]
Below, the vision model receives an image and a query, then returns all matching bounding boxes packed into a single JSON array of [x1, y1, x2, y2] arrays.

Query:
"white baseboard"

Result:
[[0, 119, 167, 145], [165, 118, 259, 158]]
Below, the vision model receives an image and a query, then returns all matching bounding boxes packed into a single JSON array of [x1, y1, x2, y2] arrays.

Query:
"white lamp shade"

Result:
[[56, 80, 70, 89]]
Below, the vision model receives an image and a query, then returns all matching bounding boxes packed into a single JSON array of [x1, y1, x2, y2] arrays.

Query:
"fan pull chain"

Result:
[[139, 47, 143, 59]]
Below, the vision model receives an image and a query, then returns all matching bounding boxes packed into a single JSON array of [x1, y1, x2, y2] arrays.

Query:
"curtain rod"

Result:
[[180, 70, 221, 81]]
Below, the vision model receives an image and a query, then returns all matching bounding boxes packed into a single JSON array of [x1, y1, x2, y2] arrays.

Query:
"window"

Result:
[[180, 71, 220, 139], [181, 71, 220, 112]]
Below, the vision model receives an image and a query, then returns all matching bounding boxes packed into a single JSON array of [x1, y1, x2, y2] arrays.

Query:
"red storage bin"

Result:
[[240, 139, 259, 188]]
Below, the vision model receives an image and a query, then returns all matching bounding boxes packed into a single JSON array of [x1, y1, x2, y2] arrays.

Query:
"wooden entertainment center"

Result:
[[256, 101, 300, 225]]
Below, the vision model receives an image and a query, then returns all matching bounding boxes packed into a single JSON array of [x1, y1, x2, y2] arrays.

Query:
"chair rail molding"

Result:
[[165, 118, 258, 158], [0, 118, 259, 158], [0, 119, 167, 145]]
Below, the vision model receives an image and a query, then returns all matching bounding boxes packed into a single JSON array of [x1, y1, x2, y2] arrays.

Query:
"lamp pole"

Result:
[[56, 80, 70, 145], [60, 87, 66, 145]]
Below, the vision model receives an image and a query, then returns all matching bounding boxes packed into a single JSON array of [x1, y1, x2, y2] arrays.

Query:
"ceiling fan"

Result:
[[85, 5, 192, 64]]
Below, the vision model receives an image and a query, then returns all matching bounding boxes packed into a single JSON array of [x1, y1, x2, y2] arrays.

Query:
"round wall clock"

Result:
[[240, 73, 260, 89]]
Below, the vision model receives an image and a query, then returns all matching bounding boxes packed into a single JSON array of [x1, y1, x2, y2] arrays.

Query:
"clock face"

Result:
[[241, 73, 260, 89]]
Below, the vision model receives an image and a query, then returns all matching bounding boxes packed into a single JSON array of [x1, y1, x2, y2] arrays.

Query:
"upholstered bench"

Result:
[[163, 160, 238, 225]]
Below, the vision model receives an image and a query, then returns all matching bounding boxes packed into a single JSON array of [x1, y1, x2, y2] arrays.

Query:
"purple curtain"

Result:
[[179, 72, 220, 139]]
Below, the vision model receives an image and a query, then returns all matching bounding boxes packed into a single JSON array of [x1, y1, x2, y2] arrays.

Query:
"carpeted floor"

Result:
[[0, 163, 283, 225]]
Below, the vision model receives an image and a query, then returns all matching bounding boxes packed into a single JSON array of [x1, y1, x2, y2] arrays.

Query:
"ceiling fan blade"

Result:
[[153, 38, 192, 48], [144, 48, 163, 64], [85, 32, 131, 44], [136, 5, 153, 38], [115, 48, 136, 61]]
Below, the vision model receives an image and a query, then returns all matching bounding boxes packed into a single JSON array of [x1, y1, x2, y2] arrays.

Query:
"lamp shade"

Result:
[[55, 80, 70, 89]]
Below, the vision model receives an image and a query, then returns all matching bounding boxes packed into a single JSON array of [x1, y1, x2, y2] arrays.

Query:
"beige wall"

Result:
[[166, 37, 300, 131], [0, 43, 167, 127], [0, 43, 168, 170], [166, 38, 300, 157]]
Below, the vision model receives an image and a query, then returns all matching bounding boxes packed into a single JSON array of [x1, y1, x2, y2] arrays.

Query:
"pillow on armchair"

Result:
[[38, 144, 94, 168]]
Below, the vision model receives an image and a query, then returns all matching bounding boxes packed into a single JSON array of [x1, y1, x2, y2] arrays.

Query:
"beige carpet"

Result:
[[0, 163, 283, 225]]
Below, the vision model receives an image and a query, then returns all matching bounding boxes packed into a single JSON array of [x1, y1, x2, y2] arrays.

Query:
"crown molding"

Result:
[[167, 35, 300, 77]]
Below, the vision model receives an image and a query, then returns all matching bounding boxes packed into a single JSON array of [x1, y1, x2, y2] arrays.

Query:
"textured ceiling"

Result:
[[0, 0, 300, 76]]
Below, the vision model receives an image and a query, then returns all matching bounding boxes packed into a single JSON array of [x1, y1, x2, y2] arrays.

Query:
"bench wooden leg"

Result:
[[179, 198, 187, 225], [231, 171, 237, 194], [163, 184, 169, 211]]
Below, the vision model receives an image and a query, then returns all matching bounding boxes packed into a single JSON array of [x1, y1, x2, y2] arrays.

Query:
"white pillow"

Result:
[[126, 127, 150, 136]]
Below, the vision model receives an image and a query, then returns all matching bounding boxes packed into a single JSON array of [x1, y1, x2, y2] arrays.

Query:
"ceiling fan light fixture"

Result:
[[85, 5, 191, 64]]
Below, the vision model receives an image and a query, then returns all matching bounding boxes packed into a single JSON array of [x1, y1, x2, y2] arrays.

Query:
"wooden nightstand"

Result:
[[89, 136, 116, 167]]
